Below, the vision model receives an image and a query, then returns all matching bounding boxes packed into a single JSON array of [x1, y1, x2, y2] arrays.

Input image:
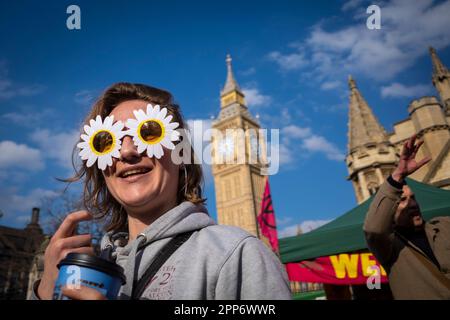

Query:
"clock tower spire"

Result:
[[211, 55, 267, 237]]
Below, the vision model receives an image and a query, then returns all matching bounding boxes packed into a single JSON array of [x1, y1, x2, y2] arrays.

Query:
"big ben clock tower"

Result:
[[211, 55, 267, 237]]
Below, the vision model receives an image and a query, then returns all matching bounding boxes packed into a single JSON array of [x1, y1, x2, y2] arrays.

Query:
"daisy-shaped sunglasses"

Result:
[[77, 104, 181, 170]]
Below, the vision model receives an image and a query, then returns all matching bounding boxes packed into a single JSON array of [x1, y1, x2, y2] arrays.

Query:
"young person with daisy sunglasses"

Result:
[[31, 82, 291, 300]]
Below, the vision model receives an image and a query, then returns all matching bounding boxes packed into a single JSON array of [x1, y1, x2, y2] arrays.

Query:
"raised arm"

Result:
[[363, 135, 431, 267]]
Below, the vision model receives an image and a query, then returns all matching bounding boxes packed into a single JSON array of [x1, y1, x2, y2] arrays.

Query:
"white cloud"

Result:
[[279, 143, 295, 165], [320, 81, 342, 91], [0, 60, 45, 99], [267, 51, 308, 71], [302, 135, 345, 161], [279, 124, 345, 163], [0, 140, 44, 171], [278, 225, 302, 238], [0, 187, 58, 220], [242, 88, 272, 107], [276, 216, 293, 226], [30, 129, 80, 169], [75, 90, 96, 105], [240, 67, 256, 76], [342, 0, 365, 12], [278, 219, 331, 238], [2, 108, 54, 127], [381, 82, 432, 98], [270, 0, 450, 82], [300, 219, 332, 233], [282, 125, 312, 139]]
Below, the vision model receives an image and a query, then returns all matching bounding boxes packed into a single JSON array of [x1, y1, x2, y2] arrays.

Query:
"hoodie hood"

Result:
[[101, 201, 215, 257]]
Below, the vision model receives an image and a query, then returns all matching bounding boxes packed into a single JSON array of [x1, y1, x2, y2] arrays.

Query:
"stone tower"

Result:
[[346, 76, 398, 203], [430, 47, 450, 114], [211, 55, 266, 237], [346, 48, 450, 201], [405, 96, 450, 183]]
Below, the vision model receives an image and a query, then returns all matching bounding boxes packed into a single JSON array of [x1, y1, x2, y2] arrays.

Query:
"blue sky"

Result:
[[1, 0, 449, 236]]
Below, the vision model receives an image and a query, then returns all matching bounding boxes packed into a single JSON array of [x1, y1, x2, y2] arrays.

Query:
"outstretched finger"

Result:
[[53, 211, 93, 240], [62, 285, 107, 300], [406, 134, 417, 151], [62, 246, 95, 260], [400, 140, 409, 157], [411, 140, 424, 157]]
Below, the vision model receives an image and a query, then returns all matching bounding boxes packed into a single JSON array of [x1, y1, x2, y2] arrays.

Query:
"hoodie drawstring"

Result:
[[119, 233, 147, 299]]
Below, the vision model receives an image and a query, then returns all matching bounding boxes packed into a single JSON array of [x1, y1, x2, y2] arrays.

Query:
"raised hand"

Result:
[[37, 210, 94, 300], [392, 135, 431, 183]]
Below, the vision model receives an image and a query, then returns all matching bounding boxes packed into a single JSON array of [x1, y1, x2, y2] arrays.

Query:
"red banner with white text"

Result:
[[285, 252, 389, 285]]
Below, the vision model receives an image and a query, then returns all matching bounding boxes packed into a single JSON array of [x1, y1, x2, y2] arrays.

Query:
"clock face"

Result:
[[218, 136, 234, 157]]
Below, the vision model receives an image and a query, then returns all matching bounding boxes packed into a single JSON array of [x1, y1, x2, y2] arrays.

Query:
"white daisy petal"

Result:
[[148, 107, 158, 119], [113, 120, 125, 130], [98, 156, 107, 170], [154, 144, 164, 159], [146, 145, 155, 158], [79, 148, 90, 160], [137, 141, 147, 154], [115, 131, 125, 140], [126, 118, 139, 129], [146, 104, 154, 115], [154, 104, 160, 115], [84, 125, 93, 136], [111, 149, 120, 159], [171, 130, 181, 141], [137, 109, 147, 120], [81, 134, 89, 142], [106, 155, 113, 167], [167, 122, 180, 130], [133, 110, 141, 121], [123, 129, 134, 137], [160, 137, 175, 150], [104, 116, 113, 129], [86, 154, 97, 168], [165, 115, 173, 123], [158, 108, 167, 120], [77, 142, 89, 149]]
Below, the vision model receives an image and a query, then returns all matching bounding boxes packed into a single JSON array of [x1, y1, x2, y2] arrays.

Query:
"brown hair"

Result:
[[68, 83, 205, 233]]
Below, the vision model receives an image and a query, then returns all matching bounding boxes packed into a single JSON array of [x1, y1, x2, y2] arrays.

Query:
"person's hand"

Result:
[[392, 134, 431, 183], [37, 210, 94, 300], [61, 285, 107, 300]]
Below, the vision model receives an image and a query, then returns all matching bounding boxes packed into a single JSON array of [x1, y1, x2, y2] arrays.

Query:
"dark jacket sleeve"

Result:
[[363, 180, 403, 268]]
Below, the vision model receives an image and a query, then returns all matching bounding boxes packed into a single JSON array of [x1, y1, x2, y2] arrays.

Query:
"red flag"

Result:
[[257, 179, 279, 252]]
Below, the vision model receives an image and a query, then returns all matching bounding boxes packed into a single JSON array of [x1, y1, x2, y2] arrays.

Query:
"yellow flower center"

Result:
[[138, 119, 165, 144], [89, 130, 116, 155]]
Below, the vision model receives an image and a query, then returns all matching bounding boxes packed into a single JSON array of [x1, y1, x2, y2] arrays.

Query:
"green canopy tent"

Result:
[[280, 178, 450, 264]]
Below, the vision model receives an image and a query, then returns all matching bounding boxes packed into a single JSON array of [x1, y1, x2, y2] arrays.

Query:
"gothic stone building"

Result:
[[347, 47, 450, 204], [0, 208, 46, 299]]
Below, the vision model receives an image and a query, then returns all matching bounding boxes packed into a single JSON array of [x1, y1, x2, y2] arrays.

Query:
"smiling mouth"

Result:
[[118, 167, 152, 179]]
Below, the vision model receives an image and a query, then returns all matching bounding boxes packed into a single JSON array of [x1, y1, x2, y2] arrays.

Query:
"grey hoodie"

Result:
[[31, 201, 292, 300]]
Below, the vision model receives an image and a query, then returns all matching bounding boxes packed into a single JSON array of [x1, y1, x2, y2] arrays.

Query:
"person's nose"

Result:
[[119, 136, 140, 162]]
